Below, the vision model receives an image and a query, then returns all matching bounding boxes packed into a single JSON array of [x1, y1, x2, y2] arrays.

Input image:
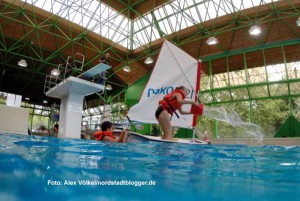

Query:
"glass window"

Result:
[[269, 83, 289, 97], [213, 90, 231, 102], [247, 66, 267, 84], [249, 85, 269, 99], [290, 82, 300, 95], [34, 109, 42, 115], [200, 92, 214, 103], [42, 110, 49, 116], [231, 88, 249, 101]]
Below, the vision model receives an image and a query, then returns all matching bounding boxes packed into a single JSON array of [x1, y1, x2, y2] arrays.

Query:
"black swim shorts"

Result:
[[155, 105, 164, 119]]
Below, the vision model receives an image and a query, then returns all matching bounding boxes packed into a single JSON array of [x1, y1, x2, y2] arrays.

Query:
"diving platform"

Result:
[[46, 76, 104, 139], [44, 63, 111, 139], [78, 63, 110, 80], [45, 76, 104, 98]]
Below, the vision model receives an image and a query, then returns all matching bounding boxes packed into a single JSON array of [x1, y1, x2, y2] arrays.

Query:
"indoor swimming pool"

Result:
[[0, 133, 299, 201]]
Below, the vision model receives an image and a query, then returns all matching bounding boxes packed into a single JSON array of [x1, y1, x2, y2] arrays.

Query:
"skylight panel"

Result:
[[153, 8, 164, 21], [134, 20, 141, 31], [22, 0, 130, 48], [120, 38, 130, 48], [164, 4, 175, 16], [86, 19, 97, 30], [187, 7, 201, 23], [133, 0, 278, 48], [22, 0, 278, 50], [158, 20, 172, 35]]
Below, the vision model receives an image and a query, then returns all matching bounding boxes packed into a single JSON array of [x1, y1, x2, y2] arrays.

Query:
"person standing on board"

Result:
[[94, 121, 128, 143], [97, 52, 110, 84], [155, 86, 199, 141], [100, 52, 110, 65]]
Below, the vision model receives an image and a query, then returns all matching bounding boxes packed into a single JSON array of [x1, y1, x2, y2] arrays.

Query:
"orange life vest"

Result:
[[93, 130, 116, 141], [159, 89, 185, 115]]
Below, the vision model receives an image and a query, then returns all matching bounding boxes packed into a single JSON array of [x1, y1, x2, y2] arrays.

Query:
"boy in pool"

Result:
[[48, 124, 59, 137], [94, 121, 128, 143]]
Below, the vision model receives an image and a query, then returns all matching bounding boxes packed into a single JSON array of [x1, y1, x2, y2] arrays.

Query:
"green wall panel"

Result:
[[175, 128, 194, 138], [274, 115, 300, 137], [125, 73, 150, 107]]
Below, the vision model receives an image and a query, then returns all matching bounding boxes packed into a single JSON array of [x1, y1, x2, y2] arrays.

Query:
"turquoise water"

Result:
[[0, 133, 300, 201]]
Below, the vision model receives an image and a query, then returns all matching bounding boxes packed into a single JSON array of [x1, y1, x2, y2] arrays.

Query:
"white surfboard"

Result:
[[128, 132, 210, 145], [113, 130, 210, 145]]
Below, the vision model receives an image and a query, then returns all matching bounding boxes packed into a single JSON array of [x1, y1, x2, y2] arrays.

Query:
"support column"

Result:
[[59, 93, 83, 138]]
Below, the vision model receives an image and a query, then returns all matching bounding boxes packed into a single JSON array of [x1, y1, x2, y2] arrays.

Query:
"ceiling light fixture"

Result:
[[25, 97, 30, 100], [18, 59, 27, 67], [106, 84, 113, 90], [51, 69, 60, 77], [144, 57, 154, 64], [249, 25, 262, 36], [297, 17, 300, 27], [43, 100, 48, 104], [123, 65, 131, 73], [206, 36, 218, 45]]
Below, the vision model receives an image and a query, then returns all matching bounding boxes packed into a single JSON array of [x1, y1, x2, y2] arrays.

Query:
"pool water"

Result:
[[0, 133, 300, 201]]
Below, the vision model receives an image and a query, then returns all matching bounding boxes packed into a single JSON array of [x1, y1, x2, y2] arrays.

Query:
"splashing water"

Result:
[[202, 106, 263, 142]]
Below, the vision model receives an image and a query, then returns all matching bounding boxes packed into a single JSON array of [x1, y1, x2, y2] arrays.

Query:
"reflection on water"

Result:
[[0, 134, 300, 201]]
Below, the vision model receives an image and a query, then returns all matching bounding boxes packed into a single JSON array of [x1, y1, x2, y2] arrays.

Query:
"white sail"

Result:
[[127, 40, 201, 128]]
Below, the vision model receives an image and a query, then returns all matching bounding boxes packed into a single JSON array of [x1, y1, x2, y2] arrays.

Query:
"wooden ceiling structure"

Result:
[[0, 0, 299, 106]]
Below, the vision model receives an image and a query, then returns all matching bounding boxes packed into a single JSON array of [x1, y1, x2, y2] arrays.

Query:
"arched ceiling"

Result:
[[0, 0, 299, 106]]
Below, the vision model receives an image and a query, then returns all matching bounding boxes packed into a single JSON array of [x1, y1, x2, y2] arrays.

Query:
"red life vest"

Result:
[[159, 89, 185, 115], [93, 130, 116, 141]]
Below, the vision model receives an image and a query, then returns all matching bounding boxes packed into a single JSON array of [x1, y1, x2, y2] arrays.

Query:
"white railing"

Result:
[[44, 54, 85, 94]]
